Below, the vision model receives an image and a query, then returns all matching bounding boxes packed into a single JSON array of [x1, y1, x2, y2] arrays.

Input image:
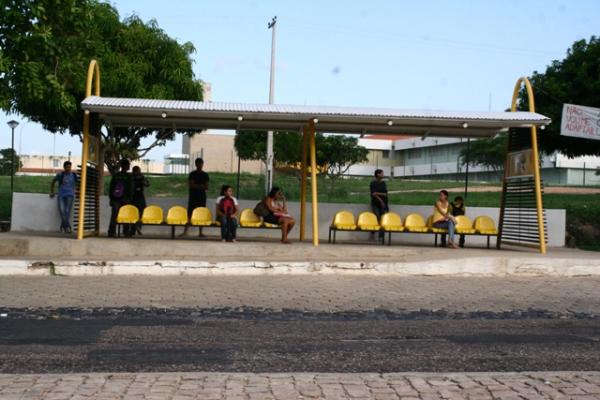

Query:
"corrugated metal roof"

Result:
[[80, 96, 550, 138], [81, 96, 549, 122]]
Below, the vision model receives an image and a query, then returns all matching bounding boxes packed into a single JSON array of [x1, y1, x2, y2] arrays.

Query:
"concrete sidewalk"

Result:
[[1, 275, 599, 313], [1, 233, 599, 277], [2, 372, 600, 399]]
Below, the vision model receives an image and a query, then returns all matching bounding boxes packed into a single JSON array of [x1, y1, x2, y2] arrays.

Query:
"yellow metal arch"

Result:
[[509, 77, 546, 254], [77, 60, 101, 240]]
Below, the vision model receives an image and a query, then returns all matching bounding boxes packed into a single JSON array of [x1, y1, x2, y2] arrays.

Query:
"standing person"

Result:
[[263, 187, 295, 244], [370, 169, 388, 240], [432, 190, 459, 249], [181, 158, 209, 237], [49, 161, 79, 233], [132, 165, 149, 235], [108, 159, 134, 238], [215, 185, 239, 242]]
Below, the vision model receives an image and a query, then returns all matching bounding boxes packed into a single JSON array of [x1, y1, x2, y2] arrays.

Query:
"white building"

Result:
[[349, 135, 600, 186]]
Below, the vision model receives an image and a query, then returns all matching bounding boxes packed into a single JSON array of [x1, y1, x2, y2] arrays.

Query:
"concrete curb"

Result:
[[1, 257, 599, 277]]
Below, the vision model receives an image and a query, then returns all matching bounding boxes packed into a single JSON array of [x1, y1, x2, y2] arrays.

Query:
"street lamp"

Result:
[[7, 120, 19, 196]]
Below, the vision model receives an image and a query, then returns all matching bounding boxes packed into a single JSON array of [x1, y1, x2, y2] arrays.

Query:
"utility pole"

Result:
[[266, 16, 277, 194], [7, 120, 19, 198]]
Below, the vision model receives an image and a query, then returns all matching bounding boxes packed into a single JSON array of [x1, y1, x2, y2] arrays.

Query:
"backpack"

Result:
[[112, 179, 126, 199], [253, 200, 269, 217]]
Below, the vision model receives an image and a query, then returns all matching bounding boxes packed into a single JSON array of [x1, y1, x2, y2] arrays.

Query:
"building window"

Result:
[[382, 150, 390, 159], [431, 146, 445, 157], [52, 159, 60, 168], [408, 149, 422, 159]]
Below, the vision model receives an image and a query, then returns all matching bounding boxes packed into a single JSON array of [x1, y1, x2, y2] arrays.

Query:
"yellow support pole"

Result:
[[309, 121, 319, 246], [77, 113, 90, 240], [299, 126, 309, 241], [77, 60, 101, 240], [511, 77, 546, 254]]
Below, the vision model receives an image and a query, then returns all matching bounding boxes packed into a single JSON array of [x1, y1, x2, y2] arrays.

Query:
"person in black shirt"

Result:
[[181, 158, 210, 237], [132, 165, 149, 235], [370, 169, 388, 240]]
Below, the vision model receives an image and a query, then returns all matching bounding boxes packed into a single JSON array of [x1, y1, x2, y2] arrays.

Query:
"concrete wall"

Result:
[[11, 192, 566, 247], [185, 133, 263, 174]]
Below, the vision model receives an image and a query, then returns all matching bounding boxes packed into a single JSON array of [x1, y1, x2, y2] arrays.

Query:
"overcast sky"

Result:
[[1, 0, 599, 161]]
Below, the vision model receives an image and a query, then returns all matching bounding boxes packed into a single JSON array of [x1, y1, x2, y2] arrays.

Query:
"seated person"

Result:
[[451, 196, 466, 248], [432, 190, 459, 249], [215, 185, 238, 242], [263, 186, 295, 244], [441, 195, 467, 248]]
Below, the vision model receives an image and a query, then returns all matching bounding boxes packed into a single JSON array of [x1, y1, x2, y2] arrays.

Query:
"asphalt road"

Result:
[[2, 314, 600, 374]]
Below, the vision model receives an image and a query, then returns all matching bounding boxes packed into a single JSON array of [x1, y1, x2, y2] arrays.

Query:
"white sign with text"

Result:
[[560, 103, 600, 141]]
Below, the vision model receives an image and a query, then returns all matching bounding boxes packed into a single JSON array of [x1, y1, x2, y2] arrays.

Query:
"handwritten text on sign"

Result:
[[560, 103, 600, 141]]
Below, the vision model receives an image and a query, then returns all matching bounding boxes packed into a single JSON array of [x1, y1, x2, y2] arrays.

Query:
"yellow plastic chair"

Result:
[[427, 215, 448, 233], [263, 221, 279, 228], [328, 211, 357, 244], [403, 213, 428, 233], [190, 207, 213, 227], [474, 216, 498, 235], [474, 215, 498, 249], [166, 206, 188, 239], [116, 205, 139, 224], [455, 215, 476, 234], [357, 211, 380, 232], [116, 205, 139, 237], [240, 208, 262, 228], [380, 212, 404, 245], [141, 205, 163, 225], [380, 212, 404, 232]]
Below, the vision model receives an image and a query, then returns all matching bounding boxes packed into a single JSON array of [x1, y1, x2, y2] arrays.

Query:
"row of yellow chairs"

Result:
[[116, 205, 280, 238], [329, 211, 498, 247]]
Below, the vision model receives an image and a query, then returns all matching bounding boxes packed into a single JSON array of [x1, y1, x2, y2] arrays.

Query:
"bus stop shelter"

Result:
[[77, 60, 551, 253]]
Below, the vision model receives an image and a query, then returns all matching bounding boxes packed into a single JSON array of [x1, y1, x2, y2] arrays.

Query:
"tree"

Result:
[[0, 148, 21, 176], [317, 135, 368, 195], [459, 135, 507, 172], [0, 0, 203, 174], [234, 131, 304, 168], [519, 36, 600, 157]]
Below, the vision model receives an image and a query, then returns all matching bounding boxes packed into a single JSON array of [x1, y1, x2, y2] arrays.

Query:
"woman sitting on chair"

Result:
[[433, 190, 459, 249], [263, 186, 295, 244]]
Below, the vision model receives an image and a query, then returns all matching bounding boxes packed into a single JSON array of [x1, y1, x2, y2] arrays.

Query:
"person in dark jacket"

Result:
[[132, 165, 149, 235], [108, 159, 134, 237], [370, 169, 388, 240], [180, 158, 210, 237]]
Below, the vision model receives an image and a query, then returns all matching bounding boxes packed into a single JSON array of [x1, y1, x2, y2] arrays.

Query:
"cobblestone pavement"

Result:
[[2, 372, 600, 399], [1, 276, 599, 313]]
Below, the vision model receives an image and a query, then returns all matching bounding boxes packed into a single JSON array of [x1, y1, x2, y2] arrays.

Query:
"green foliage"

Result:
[[566, 204, 600, 250], [234, 132, 368, 191], [234, 131, 303, 166], [0, 0, 203, 174], [317, 135, 368, 196], [520, 36, 600, 157], [0, 148, 21, 175], [459, 135, 507, 172]]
